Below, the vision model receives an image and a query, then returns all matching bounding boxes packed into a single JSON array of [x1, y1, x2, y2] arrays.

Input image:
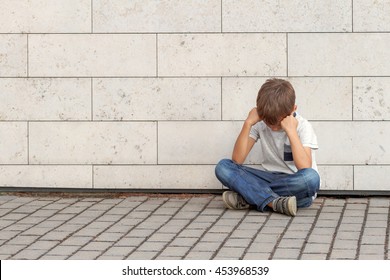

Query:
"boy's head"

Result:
[[256, 78, 296, 127]]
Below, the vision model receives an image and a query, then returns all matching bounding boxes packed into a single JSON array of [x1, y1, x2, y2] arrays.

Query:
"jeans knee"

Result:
[[215, 159, 235, 182], [300, 168, 320, 191]]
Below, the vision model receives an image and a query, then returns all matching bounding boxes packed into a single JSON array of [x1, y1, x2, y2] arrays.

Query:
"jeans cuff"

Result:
[[259, 194, 278, 212]]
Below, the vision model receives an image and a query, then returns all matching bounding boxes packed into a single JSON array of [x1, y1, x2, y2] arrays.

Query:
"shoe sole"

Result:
[[288, 196, 297, 216], [222, 191, 236, 210]]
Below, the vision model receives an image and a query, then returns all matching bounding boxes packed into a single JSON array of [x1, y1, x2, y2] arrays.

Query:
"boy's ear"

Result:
[[291, 105, 297, 117]]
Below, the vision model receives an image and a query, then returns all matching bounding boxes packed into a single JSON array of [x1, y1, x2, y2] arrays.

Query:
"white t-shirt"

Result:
[[249, 113, 319, 175]]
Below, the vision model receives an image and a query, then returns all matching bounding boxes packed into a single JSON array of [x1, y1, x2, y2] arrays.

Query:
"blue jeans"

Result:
[[215, 159, 320, 212]]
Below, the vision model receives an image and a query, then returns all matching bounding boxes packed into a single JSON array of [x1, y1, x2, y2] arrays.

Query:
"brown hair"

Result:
[[256, 78, 295, 125]]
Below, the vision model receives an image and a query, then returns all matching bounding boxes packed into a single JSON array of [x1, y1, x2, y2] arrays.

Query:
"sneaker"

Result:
[[272, 196, 297, 216], [222, 191, 250, 210]]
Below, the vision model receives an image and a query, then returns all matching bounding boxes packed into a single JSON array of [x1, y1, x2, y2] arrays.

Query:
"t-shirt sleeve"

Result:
[[298, 120, 319, 150], [249, 123, 260, 142]]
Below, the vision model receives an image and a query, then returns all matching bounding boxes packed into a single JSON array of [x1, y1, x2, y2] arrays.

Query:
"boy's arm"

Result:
[[232, 108, 259, 164], [281, 115, 312, 170]]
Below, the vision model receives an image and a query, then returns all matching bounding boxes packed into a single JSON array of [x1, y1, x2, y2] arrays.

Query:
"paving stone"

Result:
[[147, 233, 175, 242], [335, 231, 361, 240], [337, 223, 362, 231], [40, 231, 71, 241], [258, 226, 286, 234], [184, 251, 214, 260], [97, 255, 124, 260], [6, 235, 40, 245], [230, 229, 258, 238], [358, 254, 384, 260], [286, 223, 312, 231], [341, 216, 365, 224], [94, 232, 124, 242], [0, 254, 12, 260], [329, 249, 356, 259], [362, 227, 387, 236], [365, 214, 388, 221], [224, 238, 252, 248], [60, 236, 93, 246], [186, 222, 213, 229], [125, 229, 155, 238], [54, 224, 84, 233], [40, 255, 67, 260], [369, 198, 390, 207], [272, 248, 300, 259], [26, 240, 60, 250], [0, 230, 24, 239], [243, 252, 270, 260], [321, 206, 343, 213], [105, 207, 132, 215], [333, 239, 358, 250], [252, 233, 279, 243], [170, 237, 198, 247], [137, 242, 167, 252], [247, 242, 275, 253], [115, 237, 145, 247], [359, 244, 385, 255], [300, 253, 327, 260], [12, 249, 46, 260], [367, 207, 388, 214], [178, 229, 206, 238], [36, 220, 64, 228], [68, 250, 102, 260], [22, 227, 52, 236], [0, 244, 26, 255], [102, 246, 135, 257], [201, 232, 229, 242], [361, 235, 386, 245], [323, 199, 345, 206], [283, 230, 310, 239], [126, 251, 158, 260], [277, 238, 305, 249], [81, 241, 112, 251], [192, 242, 221, 252], [207, 225, 235, 233], [155, 256, 183, 260], [214, 247, 245, 259], [365, 220, 388, 228], [345, 202, 367, 209], [314, 219, 339, 227], [46, 245, 80, 256], [302, 243, 330, 254], [86, 221, 115, 230], [343, 210, 366, 217], [158, 246, 190, 257], [47, 214, 76, 221], [2, 213, 29, 220]]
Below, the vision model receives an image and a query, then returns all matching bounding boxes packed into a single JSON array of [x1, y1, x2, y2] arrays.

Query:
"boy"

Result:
[[215, 78, 320, 216]]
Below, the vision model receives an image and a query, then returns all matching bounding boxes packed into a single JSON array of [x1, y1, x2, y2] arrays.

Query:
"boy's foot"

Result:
[[272, 196, 297, 216], [222, 191, 250, 210]]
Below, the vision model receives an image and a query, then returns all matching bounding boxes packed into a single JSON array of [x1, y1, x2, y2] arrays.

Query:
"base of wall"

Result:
[[1, 187, 390, 198]]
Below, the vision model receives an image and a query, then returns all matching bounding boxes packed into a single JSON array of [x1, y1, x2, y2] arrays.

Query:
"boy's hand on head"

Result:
[[281, 113, 298, 134], [245, 108, 261, 126]]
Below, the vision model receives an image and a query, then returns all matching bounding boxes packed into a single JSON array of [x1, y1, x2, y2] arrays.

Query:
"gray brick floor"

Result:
[[0, 193, 389, 260]]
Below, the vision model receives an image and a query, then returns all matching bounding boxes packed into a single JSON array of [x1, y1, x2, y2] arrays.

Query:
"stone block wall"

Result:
[[1, 0, 389, 192]]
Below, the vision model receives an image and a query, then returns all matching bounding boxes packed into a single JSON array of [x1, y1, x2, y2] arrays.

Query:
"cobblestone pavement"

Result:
[[0, 193, 389, 260]]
